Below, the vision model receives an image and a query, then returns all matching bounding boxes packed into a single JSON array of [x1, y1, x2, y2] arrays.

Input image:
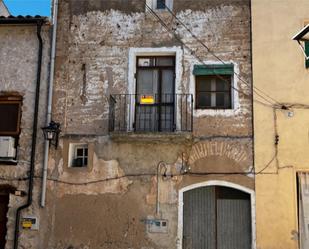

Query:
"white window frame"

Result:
[[190, 61, 241, 117], [145, 0, 173, 11], [68, 143, 88, 168], [128, 47, 183, 131]]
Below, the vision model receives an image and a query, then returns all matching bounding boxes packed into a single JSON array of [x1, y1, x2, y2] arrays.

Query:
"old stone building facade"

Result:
[[43, 0, 254, 248], [0, 0, 254, 249], [0, 16, 50, 249]]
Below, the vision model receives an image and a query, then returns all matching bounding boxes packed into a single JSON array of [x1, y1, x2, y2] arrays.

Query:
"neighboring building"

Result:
[[252, 0, 309, 249], [0, 16, 50, 249], [0, 0, 10, 17], [42, 0, 254, 248]]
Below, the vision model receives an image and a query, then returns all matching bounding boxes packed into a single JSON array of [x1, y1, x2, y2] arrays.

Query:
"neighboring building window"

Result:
[[69, 143, 88, 167], [0, 95, 22, 161], [0, 95, 22, 136], [193, 64, 234, 109]]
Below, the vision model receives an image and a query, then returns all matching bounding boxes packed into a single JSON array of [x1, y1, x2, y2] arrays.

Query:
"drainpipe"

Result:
[[156, 161, 167, 218], [40, 0, 58, 208], [13, 20, 44, 249]]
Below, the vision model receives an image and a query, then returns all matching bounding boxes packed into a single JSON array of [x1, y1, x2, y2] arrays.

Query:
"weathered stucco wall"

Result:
[[252, 0, 309, 249], [0, 24, 50, 249], [47, 0, 253, 248]]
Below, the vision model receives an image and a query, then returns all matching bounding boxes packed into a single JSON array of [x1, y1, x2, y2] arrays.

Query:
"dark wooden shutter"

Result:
[[216, 187, 251, 249], [0, 96, 22, 135], [183, 187, 216, 249]]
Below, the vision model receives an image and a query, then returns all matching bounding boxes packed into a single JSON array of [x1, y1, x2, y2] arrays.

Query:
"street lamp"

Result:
[[42, 121, 61, 149]]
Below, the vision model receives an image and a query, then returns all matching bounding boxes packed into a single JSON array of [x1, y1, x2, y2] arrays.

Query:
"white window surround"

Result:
[[177, 180, 256, 249], [145, 0, 173, 11], [190, 60, 241, 117], [68, 143, 88, 168], [128, 47, 183, 131]]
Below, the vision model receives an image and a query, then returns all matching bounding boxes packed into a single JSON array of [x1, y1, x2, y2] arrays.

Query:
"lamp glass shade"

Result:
[[46, 131, 54, 140]]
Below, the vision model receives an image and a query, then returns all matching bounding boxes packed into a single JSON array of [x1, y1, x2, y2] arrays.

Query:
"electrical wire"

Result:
[[37, 173, 156, 185], [0, 150, 279, 185], [159, 3, 281, 107], [145, 5, 249, 97], [0, 3, 296, 185], [145, 4, 277, 108], [0, 176, 29, 181], [254, 153, 277, 174]]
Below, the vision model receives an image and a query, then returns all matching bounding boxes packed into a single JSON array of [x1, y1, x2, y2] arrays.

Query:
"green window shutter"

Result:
[[193, 64, 234, 76], [305, 41, 309, 68]]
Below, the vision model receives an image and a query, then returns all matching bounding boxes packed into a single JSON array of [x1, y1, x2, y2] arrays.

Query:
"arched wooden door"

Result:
[[183, 186, 251, 249]]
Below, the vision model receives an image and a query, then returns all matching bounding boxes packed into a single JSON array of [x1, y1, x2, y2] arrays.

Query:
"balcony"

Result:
[[109, 94, 193, 136]]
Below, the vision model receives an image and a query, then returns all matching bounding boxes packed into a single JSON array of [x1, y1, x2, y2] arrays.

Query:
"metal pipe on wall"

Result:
[[40, 0, 59, 208], [13, 20, 44, 249], [156, 161, 167, 218]]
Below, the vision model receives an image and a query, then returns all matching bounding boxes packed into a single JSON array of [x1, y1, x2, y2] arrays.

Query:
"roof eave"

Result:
[[0, 15, 49, 25], [1, 0, 11, 16], [292, 24, 309, 41]]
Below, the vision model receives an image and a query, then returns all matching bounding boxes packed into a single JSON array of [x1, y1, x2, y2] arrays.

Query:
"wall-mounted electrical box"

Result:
[[21, 216, 39, 230], [146, 219, 168, 233], [0, 136, 16, 158]]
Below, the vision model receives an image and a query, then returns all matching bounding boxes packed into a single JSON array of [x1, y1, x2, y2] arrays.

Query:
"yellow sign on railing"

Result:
[[140, 95, 155, 105]]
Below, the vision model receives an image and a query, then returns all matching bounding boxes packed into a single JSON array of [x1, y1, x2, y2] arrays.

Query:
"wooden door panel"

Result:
[[183, 186, 251, 249], [183, 187, 216, 249], [0, 195, 9, 249]]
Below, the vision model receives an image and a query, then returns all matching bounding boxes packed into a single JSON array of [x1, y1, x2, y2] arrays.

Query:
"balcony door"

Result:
[[135, 56, 175, 132]]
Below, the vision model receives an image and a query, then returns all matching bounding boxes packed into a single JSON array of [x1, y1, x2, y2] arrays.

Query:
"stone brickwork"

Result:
[[46, 0, 253, 248]]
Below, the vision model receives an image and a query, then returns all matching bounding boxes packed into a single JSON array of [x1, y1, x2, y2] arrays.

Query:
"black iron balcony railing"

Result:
[[109, 94, 193, 133]]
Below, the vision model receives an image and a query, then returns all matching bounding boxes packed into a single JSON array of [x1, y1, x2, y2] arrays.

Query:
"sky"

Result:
[[3, 0, 51, 17]]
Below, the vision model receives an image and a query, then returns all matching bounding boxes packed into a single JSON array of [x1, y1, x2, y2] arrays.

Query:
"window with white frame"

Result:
[[69, 143, 88, 167], [193, 64, 234, 109]]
